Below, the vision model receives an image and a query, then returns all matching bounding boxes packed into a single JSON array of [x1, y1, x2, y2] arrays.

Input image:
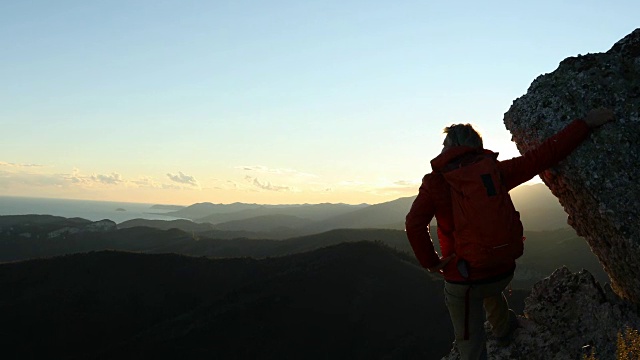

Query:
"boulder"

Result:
[[503, 28, 640, 303]]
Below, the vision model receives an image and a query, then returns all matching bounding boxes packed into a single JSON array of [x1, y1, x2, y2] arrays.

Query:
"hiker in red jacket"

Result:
[[405, 108, 614, 360]]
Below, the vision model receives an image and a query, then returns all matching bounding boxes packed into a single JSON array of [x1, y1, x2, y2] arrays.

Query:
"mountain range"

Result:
[[0, 212, 608, 289], [123, 184, 570, 239]]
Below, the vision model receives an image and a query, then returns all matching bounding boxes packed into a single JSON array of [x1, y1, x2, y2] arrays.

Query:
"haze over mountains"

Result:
[[0, 183, 603, 359], [0, 183, 607, 288], [121, 184, 569, 239]]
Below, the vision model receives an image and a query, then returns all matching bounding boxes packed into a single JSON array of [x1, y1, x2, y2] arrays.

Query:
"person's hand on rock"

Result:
[[584, 108, 615, 128]]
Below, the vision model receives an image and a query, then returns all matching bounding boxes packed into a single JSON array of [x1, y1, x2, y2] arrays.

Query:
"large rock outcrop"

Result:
[[504, 28, 640, 303]]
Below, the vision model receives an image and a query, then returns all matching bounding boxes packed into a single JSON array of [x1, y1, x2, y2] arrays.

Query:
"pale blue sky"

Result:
[[1, 1, 637, 204]]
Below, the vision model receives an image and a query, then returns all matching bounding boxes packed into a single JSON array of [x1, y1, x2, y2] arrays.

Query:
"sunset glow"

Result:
[[1, 1, 637, 205]]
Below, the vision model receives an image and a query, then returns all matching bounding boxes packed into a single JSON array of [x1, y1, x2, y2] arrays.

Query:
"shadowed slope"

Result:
[[0, 242, 453, 360]]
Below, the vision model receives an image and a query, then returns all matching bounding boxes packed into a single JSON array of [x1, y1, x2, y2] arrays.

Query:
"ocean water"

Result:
[[0, 196, 181, 224]]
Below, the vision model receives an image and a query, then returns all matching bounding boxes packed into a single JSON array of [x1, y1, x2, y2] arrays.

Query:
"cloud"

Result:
[[167, 171, 199, 187], [245, 176, 291, 192], [0, 161, 44, 168], [0, 170, 66, 188], [238, 166, 264, 171], [62, 169, 124, 186], [91, 172, 124, 185], [66, 168, 88, 184], [130, 176, 185, 190], [0, 167, 192, 192]]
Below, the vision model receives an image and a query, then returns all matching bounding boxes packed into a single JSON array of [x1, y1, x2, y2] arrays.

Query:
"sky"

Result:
[[1, 0, 638, 205]]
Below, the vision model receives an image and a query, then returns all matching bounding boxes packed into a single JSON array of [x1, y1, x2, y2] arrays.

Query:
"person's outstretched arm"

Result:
[[499, 108, 614, 190]]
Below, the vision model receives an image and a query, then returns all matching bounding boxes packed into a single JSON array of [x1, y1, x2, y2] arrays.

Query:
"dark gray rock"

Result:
[[504, 28, 640, 303], [524, 267, 639, 359]]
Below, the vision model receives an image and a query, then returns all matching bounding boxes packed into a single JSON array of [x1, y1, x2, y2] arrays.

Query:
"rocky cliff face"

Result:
[[504, 28, 640, 304]]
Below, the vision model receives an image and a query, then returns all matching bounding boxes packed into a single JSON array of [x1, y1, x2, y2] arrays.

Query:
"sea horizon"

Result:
[[0, 196, 182, 224]]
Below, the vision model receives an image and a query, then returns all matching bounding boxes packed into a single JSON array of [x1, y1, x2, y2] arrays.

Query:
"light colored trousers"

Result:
[[444, 274, 515, 360]]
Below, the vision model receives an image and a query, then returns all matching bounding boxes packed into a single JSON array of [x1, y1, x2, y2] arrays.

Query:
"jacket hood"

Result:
[[430, 146, 496, 171]]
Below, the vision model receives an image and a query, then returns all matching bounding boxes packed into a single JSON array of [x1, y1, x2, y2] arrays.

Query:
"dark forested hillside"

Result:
[[118, 218, 216, 232], [0, 216, 412, 262], [212, 214, 313, 232], [0, 242, 455, 360], [0, 214, 597, 359], [1, 214, 608, 290]]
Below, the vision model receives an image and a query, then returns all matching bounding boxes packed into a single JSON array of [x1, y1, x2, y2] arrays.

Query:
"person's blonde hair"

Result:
[[443, 124, 483, 148]]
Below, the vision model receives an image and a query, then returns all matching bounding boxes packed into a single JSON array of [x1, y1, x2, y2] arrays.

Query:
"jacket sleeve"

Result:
[[405, 177, 441, 269], [499, 119, 591, 190]]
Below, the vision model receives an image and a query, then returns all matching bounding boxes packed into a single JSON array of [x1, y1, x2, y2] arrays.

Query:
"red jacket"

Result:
[[405, 119, 591, 282]]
